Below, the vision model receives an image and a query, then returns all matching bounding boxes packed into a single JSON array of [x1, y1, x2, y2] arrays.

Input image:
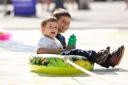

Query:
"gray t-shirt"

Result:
[[38, 35, 63, 49]]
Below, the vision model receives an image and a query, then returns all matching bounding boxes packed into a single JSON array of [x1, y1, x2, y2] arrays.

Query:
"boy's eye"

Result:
[[63, 20, 68, 24], [49, 26, 52, 28], [49, 25, 53, 29], [54, 27, 58, 29]]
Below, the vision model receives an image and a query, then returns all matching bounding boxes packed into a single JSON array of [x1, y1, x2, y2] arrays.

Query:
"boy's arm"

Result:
[[65, 47, 71, 51], [65, 46, 75, 51], [37, 48, 64, 54]]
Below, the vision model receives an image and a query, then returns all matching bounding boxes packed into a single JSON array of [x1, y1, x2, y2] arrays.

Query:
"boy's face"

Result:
[[42, 21, 58, 38], [57, 16, 71, 33]]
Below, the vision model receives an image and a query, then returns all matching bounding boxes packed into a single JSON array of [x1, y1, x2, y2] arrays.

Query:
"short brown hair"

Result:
[[41, 16, 57, 27], [52, 8, 71, 20]]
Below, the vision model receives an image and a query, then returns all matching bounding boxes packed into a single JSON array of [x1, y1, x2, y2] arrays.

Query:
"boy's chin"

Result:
[[50, 35, 56, 38], [59, 31, 65, 33]]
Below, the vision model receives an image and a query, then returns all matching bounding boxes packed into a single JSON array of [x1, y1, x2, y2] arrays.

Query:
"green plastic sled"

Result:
[[29, 54, 94, 75]]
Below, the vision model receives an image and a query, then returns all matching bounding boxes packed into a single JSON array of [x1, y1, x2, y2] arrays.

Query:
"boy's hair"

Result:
[[52, 8, 71, 20], [41, 16, 57, 27]]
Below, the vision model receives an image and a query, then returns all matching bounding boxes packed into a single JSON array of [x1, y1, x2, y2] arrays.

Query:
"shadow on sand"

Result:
[[0, 40, 36, 53], [30, 67, 128, 77], [93, 67, 128, 75]]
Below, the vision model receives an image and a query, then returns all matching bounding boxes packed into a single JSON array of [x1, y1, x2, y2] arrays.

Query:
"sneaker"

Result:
[[110, 45, 125, 67], [95, 46, 110, 64]]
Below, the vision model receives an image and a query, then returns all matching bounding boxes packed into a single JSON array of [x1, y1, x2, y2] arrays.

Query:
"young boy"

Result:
[[52, 8, 125, 68], [37, 16, 125, 68], [37, 17, 64, 54]]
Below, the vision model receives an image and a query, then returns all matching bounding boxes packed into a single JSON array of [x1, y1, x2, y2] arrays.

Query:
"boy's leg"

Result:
[[61, 49, 96, 63], [61, 47, 110, 65]]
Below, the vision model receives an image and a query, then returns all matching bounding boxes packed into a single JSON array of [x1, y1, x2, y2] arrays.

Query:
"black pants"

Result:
[[61, 49, 96, 63]]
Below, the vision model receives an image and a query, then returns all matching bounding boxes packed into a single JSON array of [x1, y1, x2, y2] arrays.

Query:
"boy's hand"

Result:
[[56, 48, 64, 53]]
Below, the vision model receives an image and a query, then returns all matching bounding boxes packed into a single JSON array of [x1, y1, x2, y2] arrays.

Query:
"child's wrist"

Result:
[[57, 48, 63, 53]]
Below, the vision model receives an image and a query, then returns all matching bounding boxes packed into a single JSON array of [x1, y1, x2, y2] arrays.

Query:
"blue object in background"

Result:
[[12, 0, 36, 16]]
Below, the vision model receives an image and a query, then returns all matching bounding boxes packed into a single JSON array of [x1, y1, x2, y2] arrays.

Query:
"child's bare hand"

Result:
[[56, 48, 64, 53]]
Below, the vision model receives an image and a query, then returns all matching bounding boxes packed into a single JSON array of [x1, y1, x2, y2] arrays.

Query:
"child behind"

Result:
[[52, 8, 125, 68]]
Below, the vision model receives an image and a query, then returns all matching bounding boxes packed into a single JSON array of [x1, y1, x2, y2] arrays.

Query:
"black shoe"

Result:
[[95, 47, 110, 65]]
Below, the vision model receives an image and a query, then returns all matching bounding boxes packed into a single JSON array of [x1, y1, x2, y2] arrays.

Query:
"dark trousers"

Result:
[[61, 49, 96, 63]]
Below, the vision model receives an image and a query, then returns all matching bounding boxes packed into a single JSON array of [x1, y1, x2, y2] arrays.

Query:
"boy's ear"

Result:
[[41, 26, 45, 32]]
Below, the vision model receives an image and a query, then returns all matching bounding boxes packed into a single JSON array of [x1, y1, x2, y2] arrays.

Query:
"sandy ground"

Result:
[[0, 1, 128, 85]]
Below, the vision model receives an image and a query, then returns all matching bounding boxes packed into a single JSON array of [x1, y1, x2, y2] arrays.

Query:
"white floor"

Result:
[[0, 1, 128, 85]]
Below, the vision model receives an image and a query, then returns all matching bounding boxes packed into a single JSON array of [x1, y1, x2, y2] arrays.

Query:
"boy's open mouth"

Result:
[[51, 32, 56, 34]]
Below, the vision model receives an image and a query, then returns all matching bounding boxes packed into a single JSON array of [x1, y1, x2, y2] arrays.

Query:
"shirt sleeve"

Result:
[[38, 38, 49, 48]]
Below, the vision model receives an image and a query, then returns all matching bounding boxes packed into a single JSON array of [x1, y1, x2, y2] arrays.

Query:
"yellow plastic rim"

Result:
[[30, 60, 94, 75]]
